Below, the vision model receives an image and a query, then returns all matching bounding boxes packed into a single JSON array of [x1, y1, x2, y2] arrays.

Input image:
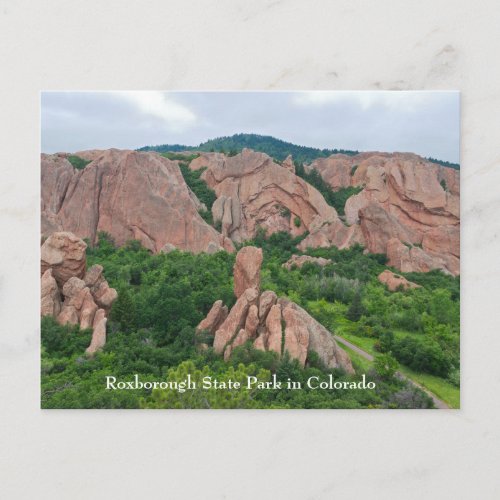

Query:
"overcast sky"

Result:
[[41, 91, 460, 163]]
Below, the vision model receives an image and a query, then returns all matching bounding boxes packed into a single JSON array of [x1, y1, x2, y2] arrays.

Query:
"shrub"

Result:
[[67, 155, 91, 170]]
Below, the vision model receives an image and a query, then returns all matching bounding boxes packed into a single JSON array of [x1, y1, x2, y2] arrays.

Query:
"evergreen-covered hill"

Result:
[[137, 133, 358, 164], [137, 133, 460, 169]]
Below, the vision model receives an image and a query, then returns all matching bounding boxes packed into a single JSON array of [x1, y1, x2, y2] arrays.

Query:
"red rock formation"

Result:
[[213, 287, 259, 354], [191, 149, 342, 243], [41, 269, 62, 317], [41, 149, 234, 254], [306, 152, 460, 275], [196, 300, 228, 336], [199, 244, 354, 373], [378, 269, 421, 292], [40, 232, 117, 355], [41, 232, 87, 286], [233, 246, 263, 298], [283, 254, 332, 270], [85, 309, 107, 355]]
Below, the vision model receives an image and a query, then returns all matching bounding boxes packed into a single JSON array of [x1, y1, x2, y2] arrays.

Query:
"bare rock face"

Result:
[[282, 155, 295, 173], [265, 304, 283, 356], [41, 232, 87, 286], [84, 264, 118, 311], [40, 231, 117, 355], [283, 254, 332, 270], [258, 290, 277, 322], [305, 155, 355, 190], [305, 152, 460, 275], [85, 309, 107, 355], [41, 149, 234, 254], [233, 246, 263, 298], [244, 305, 259, 338], [194, 149, 341, 243], [282, 306, 310, 367], [41, 269, 61, 317], [297, 218, 365, 252], [278, 298, 354, 374], [196, 300, 228, 336], [213, 287, 259, 354], [378, 269, 421, 292]]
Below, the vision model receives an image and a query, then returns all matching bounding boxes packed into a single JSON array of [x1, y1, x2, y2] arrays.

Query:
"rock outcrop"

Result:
[[283, 254, 332, 270], [305, 152, 460, 275], [40, 231, 117, 355], [41, 232, 87, 286], [41, 150, 234, 254], [377, 269, 420, 292], [190, 149, 344, 243], [196, 246, 354, 373], [233, 246, 263, 298]]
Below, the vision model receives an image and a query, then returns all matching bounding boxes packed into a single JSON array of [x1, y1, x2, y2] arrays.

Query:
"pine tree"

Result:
[[346, 291, 364, 322]]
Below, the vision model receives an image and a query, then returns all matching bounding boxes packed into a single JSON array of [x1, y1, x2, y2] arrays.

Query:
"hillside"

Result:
[[40, 146, 460, 409], [137, 133, 460, 169]]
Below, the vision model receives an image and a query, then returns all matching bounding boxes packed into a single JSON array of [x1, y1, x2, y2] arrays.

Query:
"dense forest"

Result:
[[41, 228, 459, 409], [137, 133, 460, 169]]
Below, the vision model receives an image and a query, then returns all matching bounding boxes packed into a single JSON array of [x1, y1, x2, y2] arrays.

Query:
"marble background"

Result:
[[1, 1, 499, 498]]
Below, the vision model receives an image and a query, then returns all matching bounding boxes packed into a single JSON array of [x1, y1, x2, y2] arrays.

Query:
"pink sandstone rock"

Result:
[[278, 298, 354, 374], [244, 305, 259, 338], [196, 300, 229, 336], [233, 246, 263, 298], [41, 269, 61, 317], [213, 287, 259, 353], [258, 290, 277, 322], [41, 232, 87, 286], [282, 306, 310, 367], [41, 149, 234, 254], [266, 304, 283, 356], [377, 269, 421, 292], [85, 309, 107, 355]]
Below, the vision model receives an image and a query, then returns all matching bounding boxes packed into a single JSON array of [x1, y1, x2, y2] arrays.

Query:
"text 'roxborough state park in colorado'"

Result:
[[40, 92, 460, 410]]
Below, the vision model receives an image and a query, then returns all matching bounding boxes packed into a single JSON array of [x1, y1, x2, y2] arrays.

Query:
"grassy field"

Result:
[[398, 365, 460, 409], [339, 332, 377, 356], [341, 345, 373, 373], [337, 332, 460, 409]]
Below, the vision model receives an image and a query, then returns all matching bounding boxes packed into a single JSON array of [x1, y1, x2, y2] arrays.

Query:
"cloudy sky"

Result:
[[41, 91, 460, 163]]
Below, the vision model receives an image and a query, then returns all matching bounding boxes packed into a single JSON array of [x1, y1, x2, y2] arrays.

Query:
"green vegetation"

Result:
[[41, 229, 458, 409], [161, 152, 200, 162], [139, 133, 359, 164], [295, 162, 363, 216], [426, 157, 460, 170], [67, 155, 91, 170], [138, 134, 459, 169], [174, 159, 217, 225]]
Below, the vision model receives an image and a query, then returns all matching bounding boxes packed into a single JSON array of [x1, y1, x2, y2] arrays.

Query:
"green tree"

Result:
[[346, 291, 364, 321], [374, 353, 399, 379]]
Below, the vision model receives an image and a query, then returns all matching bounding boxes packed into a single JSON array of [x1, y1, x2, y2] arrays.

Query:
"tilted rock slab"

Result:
[[378, 269, 421, 292], [233, 246, 263, 298], [41, 150, 234, 254], [191, 149, 345, 243], [305, 152, 460, 275]]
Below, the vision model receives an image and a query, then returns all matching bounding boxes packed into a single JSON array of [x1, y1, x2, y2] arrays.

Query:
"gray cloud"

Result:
[[41, 91, 459, 163]]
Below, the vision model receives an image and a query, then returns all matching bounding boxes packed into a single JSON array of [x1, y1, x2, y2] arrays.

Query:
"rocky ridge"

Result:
[[196, 246, 355, 374], [41, 149, 234, 254], [303, 152, 459, 275], [41, 147, 459, 276], [40, 231, 117, 355]]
